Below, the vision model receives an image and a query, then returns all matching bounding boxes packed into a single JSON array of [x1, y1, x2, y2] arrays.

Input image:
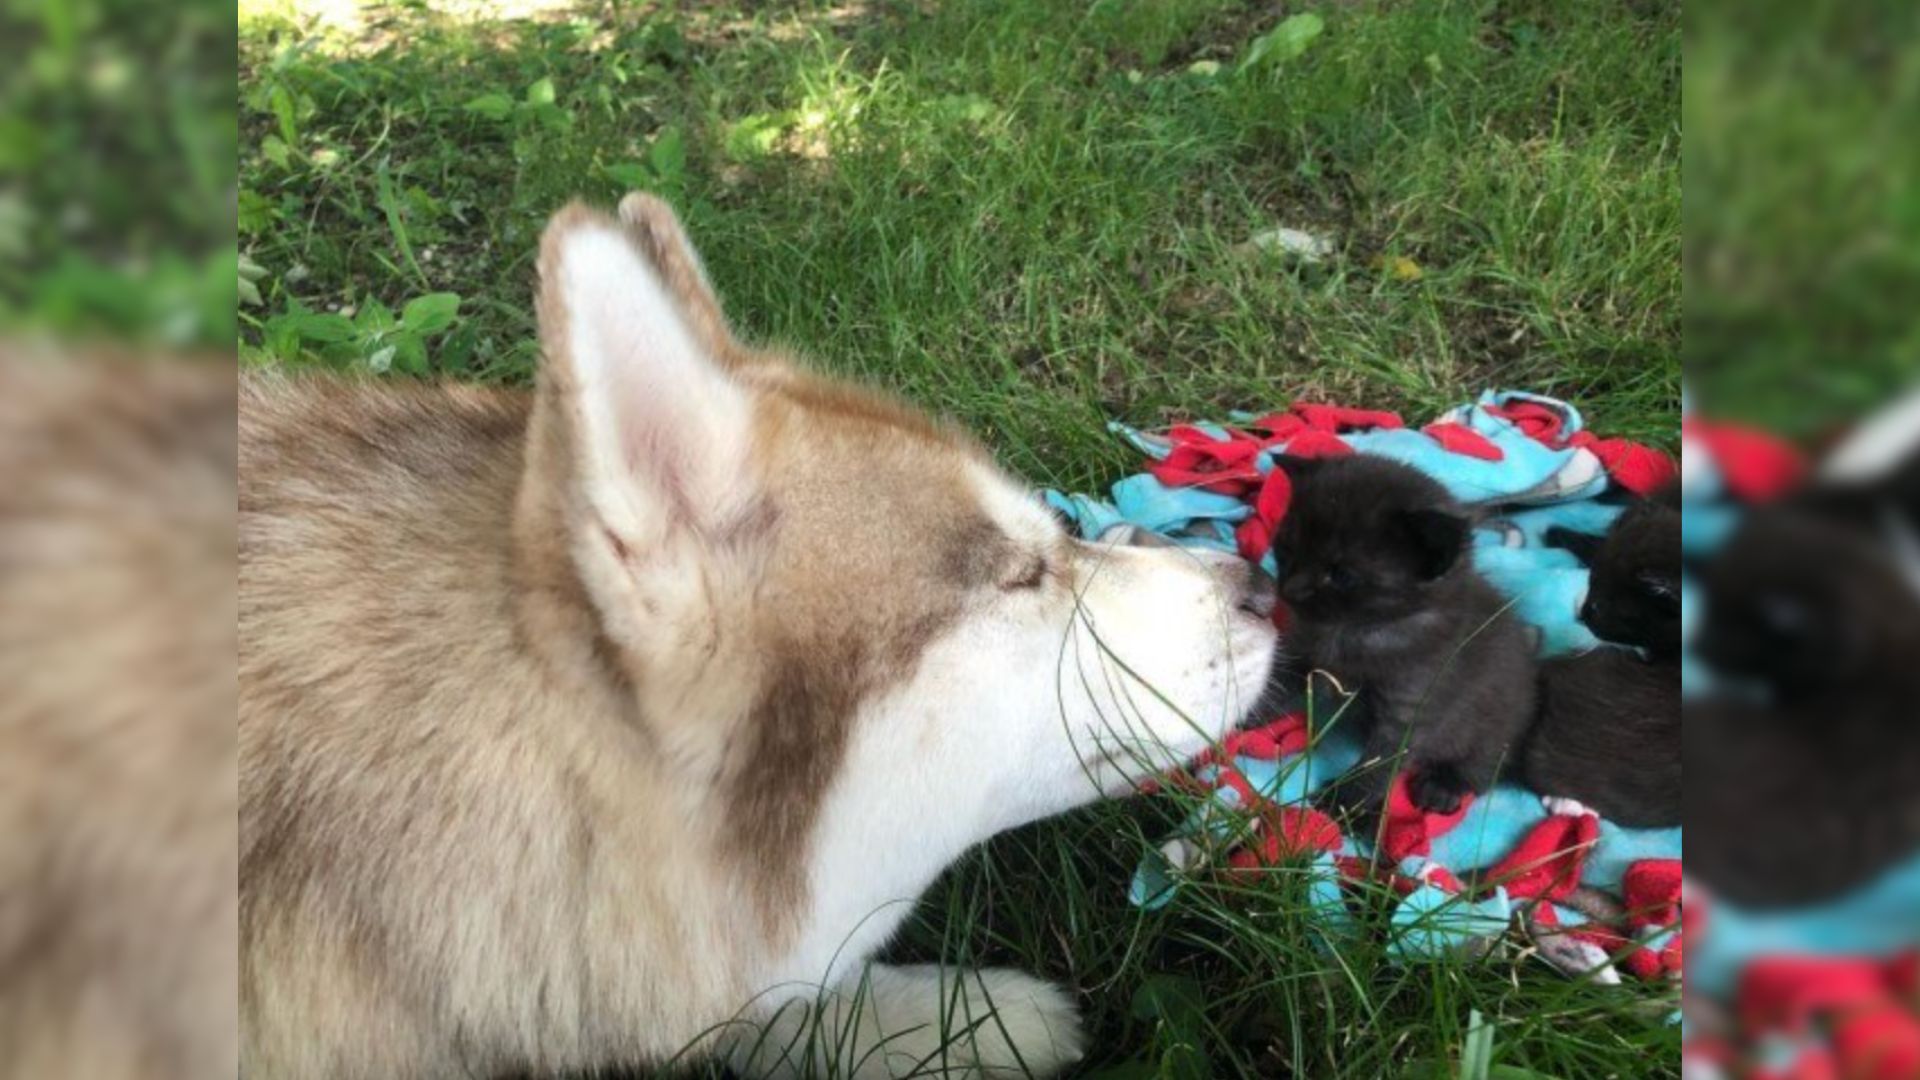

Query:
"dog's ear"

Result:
[[615, 192, 747, 370], [521, 202, 760, 641], [1401, 507, 1470, 580]]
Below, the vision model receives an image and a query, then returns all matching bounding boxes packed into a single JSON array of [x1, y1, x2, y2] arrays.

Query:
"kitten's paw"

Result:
[[1407, 762, 1474, 815], [1317, 780, 1386, 834]]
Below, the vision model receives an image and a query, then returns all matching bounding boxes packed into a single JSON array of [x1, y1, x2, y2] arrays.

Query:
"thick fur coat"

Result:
[[239, 196, 1278, 1078]]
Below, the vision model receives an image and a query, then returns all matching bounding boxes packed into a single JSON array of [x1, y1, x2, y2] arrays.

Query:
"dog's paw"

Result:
[[935, 967, 1085, 1078], [1407, 762, 1473, 815], [731, 964, 1084, 1079]]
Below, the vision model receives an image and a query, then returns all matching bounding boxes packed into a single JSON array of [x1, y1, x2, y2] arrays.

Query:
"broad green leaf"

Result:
[[276, 311, 356, 344], [525, 76, 557, 106], [648, 125, 686, 182], [463, 93, 515, 121], [393, 335, 429, 376], [1241, 12, 1325, 72], [401, 292, 461, 336], [238, 189, 276, 236], [366, 343, 397, 374], [603, 162, 652, 189], [269, 84, 299, 144]]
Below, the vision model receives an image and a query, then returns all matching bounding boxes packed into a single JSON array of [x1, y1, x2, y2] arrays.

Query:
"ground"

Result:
[[238, 1, 1681, 1076]]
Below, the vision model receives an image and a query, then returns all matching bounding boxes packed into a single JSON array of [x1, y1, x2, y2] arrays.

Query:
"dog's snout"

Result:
[[1237, 567, 1278, 619]]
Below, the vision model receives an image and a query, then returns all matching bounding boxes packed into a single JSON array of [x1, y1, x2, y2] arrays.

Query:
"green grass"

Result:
[[240, 1, 1681, 1076], [0, 0, 234, 346]]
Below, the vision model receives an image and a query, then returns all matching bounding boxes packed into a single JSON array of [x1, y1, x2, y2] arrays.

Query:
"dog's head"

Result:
[[518, 196, 1277, 921]]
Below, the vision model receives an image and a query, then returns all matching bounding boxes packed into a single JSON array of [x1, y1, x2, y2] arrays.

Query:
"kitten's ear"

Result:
[[1636, 569, 1682, 614], [1401, 508, 1470, 580], [1269, 454, 1326, 482]]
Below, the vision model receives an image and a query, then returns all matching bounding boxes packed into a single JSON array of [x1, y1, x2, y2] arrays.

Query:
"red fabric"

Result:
[[1280, 429, 1357, 458], [1622, 859, 1684, 930], [1833, 1005, 1920, 1080], [1685, 417, 1808, 501], [1484, 812, 1599, 902], [1567, 431, 1678, 496], [1192, 713, 1310, 770], [1560, 922, 1667, 981], [1751, 1047, 1840, 1080], [1230, 805, 1345, 866], [1292, 403, 1404, 433], [1889, 952, 1919, 999], [1484, 399, 1573, 447], [1235, 468, 1294, 561], [1375, 773, 1474, 863], [1740, 957, 1893, 1033], [1148, 427, 1264, 495], [1246, 412, 1308, 442], [1421, 421, 1505, 461], [1740, 956, 1920, 1080]]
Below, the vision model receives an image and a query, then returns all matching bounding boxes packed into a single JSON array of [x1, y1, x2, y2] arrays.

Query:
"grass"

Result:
[[0, 0, 234, 346], [239, 1, 1681, 1076]]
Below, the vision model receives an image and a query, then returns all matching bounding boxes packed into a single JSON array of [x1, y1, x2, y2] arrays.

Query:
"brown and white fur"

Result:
[[240, 195, 1279, 1079]]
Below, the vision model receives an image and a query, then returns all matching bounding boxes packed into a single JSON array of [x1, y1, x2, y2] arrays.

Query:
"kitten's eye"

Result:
[[1003, 556, 1049, 591], [1327, 566, 1359, 591]]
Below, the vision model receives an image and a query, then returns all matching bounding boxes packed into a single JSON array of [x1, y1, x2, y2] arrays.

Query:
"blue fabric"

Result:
[[1088, 390, 1686, 967], [1052, 390, 1625, 663]]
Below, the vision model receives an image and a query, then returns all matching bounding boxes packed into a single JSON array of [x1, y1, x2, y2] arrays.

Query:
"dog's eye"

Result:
[[1003, 556, 1049, 591], [1327, 565, 1359, 591]]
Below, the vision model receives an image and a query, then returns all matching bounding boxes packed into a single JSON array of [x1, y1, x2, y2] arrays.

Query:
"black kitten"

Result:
[[1520, 486, 1683, 827], [1688, 506, 1920, 908], [1273, 455, 1537, 820], [1546, 483, 1681, 659], [1522, 649, 1679, 827]]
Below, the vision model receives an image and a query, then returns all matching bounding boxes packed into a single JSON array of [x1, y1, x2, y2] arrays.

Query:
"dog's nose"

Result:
[[1238, 568, 1279, 619], [1107, 524, 1176, 548]]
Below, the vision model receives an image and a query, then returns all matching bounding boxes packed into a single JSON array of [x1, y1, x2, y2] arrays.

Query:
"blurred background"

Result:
[[1684, 4, 1920, 1078], [0, 0, 235, 1077]]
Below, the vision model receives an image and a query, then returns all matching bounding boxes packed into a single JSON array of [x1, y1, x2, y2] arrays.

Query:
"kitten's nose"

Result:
[[1279, 575, 1315, 607], [1238, 569, 1278, 619]]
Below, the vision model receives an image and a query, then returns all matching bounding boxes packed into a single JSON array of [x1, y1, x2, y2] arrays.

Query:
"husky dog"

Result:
[[240, 195, 1279, 1078]]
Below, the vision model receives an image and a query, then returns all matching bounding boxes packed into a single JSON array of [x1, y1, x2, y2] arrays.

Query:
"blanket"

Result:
[[1045, 390, 1683, 985]]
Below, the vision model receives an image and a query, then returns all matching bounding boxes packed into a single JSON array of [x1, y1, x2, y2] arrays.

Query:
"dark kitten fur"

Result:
[[1688, 507, 1920, 908], [1521, 486, 1682, 827], [1522, 649, 1679, 827], [1545, 483, 1682, 659], [1273, 455, 1538, 820]]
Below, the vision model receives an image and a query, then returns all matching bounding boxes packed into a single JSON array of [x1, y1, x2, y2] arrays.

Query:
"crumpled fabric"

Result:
[[1058, 391, 1686, 991]]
